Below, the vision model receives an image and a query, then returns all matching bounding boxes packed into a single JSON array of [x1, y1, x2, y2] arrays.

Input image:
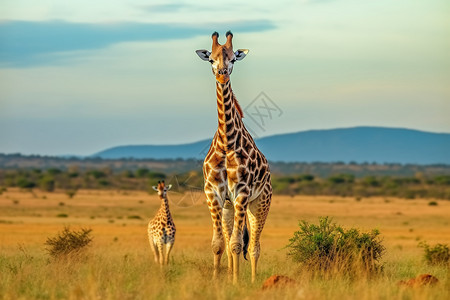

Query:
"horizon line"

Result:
[[1, 125, 449, 157]]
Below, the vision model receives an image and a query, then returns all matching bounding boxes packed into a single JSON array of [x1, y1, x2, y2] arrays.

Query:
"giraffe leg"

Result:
[[149, 236, 159, 263], [156, 241, 164, 268], [229, 193, 249, 285], [164, 241, 174, 265], [205, 189, 225, 278], [222, 199, 234, 279], [247, 188, 271, 283]]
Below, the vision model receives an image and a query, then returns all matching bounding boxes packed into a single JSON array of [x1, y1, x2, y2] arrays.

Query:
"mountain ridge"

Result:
[[92, 127, 450, 164]]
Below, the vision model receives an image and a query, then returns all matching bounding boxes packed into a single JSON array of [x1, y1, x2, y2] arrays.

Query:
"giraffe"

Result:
[[148, 180, 176, 266], [196, 31, 272, 284]]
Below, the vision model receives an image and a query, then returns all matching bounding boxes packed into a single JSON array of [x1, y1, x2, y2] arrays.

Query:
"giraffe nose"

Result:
[[218, 68, 228, 75]]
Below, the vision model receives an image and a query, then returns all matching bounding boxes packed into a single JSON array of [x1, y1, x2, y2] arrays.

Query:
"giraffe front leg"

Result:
[[205, 190, 225, 279], [229, 192, 249, 285], [149, 238, 159, 263], [247, 188, 271, 283], [148, 230, 159, 263], [222, 198, 234, 279]]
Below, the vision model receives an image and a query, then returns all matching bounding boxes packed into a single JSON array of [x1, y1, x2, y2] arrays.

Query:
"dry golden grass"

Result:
[[1, 188, 449, 299]]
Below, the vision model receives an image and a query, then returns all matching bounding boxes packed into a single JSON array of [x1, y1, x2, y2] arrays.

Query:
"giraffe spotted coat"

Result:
[[148, 181, 176, 266], [196, 31, 272, 284]]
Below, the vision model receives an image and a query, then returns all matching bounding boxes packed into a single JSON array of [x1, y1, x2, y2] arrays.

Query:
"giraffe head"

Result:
[[152, 180, 172, 198], [196, 31, 249, 84]]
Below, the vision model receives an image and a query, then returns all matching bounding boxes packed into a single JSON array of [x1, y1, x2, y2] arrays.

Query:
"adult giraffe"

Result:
[[196, 31, 272, 284]]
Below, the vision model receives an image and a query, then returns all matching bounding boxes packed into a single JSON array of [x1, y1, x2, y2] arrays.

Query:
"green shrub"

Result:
[[297, 174, 314, 182], [148, 171, 166, 180], [272, 180, 290, 194], [45, 227, 92, 259], [39, 175, 55, 192], [87, 170, 106, 179], [419, 241, 450, 265], [286, 217, 385, 275], [46, 168, 62, 176], [98, 179, 109, 186], [122, 170, 135, 178], [135, 168, 149, 178], [428, 201, 438, 206], [433, 175, 450, 185], [68, 171, 79, 178], [328, 174, 355, 184], [66, 189, 77, 198], [363, 176, 381, 187], [16, 177, 36, 189]]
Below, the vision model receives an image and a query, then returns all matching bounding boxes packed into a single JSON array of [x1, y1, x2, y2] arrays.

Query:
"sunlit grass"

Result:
[[1, 245, 448, 299], [0, 189, 449, 299]]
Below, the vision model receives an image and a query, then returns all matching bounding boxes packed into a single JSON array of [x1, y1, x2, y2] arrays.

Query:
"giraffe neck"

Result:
[[158, 195, 171, 217], [216, 80, 244, 150]]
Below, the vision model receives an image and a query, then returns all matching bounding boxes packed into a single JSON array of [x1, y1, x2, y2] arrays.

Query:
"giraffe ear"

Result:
[[167, 184, 172, 191], [152, 186, 158, 191], [235, 49, 249, 61], [196, 49, 211, 61]]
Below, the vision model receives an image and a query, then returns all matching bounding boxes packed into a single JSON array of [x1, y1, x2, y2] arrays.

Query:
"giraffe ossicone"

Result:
[[196, 31, 272, 284], [148, 180, 176, 266]]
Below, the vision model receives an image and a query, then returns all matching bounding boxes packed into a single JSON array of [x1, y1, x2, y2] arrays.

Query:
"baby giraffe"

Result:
[[148, 180, 176, 266]]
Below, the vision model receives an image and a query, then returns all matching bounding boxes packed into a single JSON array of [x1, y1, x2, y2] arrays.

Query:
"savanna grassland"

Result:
[[0, 188, 449, 299]]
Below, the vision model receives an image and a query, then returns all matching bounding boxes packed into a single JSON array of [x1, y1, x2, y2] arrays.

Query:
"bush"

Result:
[[286, 217, 385, 275], [433, 175, 450, 185], [98, 179, 109, 186], [16, 177, 36, 189], [328, 174, 355, 184], [39, 175, 55, 192], [419, 241, 450, 265], [298, 174, 314, 182], [148, 171, 166, 180], [87, 170, 106, 179], [122, 170, 135, 178], [45, 227, 92, 259], [47, 168, 62, 176], [135, 168, 150, 178], [363, 176, 381, 187], [68, 171, 79, 178], [66, 189, 77, 198]]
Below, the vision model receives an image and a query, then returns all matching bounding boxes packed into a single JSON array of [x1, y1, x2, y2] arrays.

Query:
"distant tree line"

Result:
[[1, 167, 449, 200], [1, 153, 450, 178], [271, 173, 450, 199]]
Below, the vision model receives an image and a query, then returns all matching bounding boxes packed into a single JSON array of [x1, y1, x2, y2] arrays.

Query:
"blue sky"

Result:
[[1, 0, 449, 156]]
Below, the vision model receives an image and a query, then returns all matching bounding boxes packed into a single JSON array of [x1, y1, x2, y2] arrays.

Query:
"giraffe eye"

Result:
[[231, 59, 236, 63], [209, 59, 214, 64]]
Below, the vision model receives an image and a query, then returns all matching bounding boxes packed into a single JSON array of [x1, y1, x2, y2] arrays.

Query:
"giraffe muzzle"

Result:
[[216, 73, 230, 84], [218, 68, 229, 75]]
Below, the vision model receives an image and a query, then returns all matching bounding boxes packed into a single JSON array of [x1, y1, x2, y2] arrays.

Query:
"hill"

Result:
[[92, 140, 209, 160], [92, 127, 450, 164]]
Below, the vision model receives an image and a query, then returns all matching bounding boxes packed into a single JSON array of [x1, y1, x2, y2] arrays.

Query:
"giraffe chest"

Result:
[[205, 150, 268, 202], [150, 212, 175, 232]]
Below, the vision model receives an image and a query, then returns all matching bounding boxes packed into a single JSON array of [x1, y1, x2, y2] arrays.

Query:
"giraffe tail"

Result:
[[243, 213, 249, 261]]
